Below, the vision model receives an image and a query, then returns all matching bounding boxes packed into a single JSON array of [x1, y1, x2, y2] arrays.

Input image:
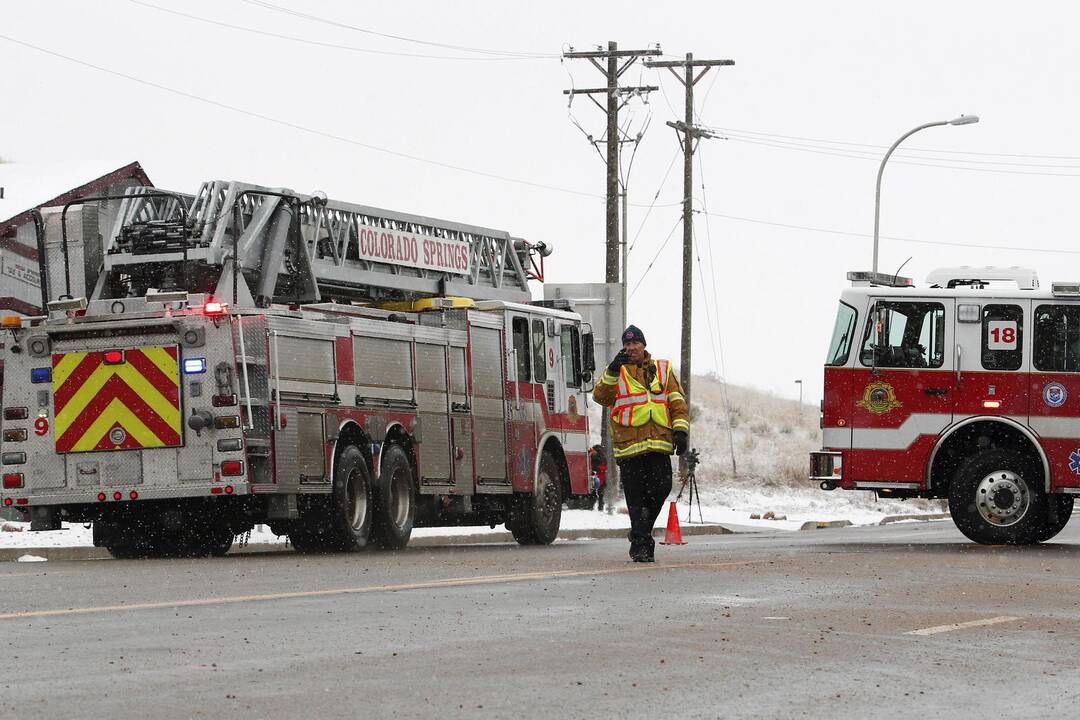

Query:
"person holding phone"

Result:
[[592, 325, 690, 562]]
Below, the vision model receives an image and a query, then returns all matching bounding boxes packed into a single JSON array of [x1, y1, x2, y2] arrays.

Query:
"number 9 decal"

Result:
[[34, 417, 49, 437]]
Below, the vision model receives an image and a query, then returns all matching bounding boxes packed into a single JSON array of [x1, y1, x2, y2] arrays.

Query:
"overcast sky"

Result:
[[3, 0, 1080, 406]]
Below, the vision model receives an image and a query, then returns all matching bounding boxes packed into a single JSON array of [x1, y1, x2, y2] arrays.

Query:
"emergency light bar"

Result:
[[846, 271, 913, 288], [1052, 282, 1080, 297]]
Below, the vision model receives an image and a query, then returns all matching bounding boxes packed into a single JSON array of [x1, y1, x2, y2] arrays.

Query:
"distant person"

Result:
[[592, 325, 689, 562], [588, 444, 607, 511]]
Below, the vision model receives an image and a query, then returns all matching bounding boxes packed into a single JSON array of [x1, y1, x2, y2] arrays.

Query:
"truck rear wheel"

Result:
[[509, 452, 562, 546], [370, 444, 415, 550], [289, 444, 373, 552], [948, 448, 1047, 545]]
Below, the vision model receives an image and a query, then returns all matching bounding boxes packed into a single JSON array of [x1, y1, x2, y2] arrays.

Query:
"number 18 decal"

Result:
[[987, 320, 1018, 350]]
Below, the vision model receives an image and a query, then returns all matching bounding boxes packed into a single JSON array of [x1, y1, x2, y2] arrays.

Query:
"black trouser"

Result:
[[618, 452, 673, 559]]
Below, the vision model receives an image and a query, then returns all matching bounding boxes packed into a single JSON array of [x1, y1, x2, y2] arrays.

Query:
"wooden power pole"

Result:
[[563, 42, 661, 286], [644, 53, 733, 444]]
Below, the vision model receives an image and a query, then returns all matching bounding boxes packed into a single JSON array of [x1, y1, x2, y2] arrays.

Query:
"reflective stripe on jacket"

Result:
[[592, 352, 690, 460]]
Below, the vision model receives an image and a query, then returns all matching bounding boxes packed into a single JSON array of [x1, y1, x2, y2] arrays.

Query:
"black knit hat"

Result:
[[621, 324, 646, 346]]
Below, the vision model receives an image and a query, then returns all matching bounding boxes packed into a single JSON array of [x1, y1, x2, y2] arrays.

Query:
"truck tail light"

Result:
[[3, 429, 27, 442], [2, 473, 24, 489], [214, 415, 241, 430], [212, 394, 237, 407], [221, 460, 244, 476], [3, 407, 28, 420], [2, 452, 26, 465]]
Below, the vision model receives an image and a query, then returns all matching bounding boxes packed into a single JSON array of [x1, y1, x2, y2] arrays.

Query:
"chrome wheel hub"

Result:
[[976, 470, 1030, 527]]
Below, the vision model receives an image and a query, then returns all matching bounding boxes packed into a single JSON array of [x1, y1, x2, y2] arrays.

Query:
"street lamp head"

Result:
[[948, 114, 980, 126]]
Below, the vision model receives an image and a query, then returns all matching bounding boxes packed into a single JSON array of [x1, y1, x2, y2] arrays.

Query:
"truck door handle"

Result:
[[924, 387, 949, 396]]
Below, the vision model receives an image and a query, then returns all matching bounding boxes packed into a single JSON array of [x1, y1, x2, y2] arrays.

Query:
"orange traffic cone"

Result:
[[659, 501, 687, 545]]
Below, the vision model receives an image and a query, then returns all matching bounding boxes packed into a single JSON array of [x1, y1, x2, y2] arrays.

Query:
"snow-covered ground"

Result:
[[0, 375, 948, 551], [0, 495, 945, 550]]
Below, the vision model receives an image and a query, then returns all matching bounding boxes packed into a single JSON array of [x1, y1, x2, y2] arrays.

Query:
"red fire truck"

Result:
[[811, 267, 1080, 545], [1, 181, 596, 557]]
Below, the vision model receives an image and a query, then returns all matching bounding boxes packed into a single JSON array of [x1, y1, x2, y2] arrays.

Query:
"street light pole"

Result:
[[872, 114, 979, 273], [795, 379, 803, 410]]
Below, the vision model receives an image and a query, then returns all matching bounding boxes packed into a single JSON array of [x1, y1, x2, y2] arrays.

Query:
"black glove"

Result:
[[607, 349, 630, 375], [673, 430, 688, 456]]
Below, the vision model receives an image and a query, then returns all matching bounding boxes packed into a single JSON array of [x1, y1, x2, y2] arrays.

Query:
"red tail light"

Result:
[[113, 491, 123, 501], [3, 498, 11, 507], [221, 460, 244, 476], [103, 350, 125, 365], [210, 487, 223, 495], [129, 491, 139, 500], [97, 492, 107, 502], [224, 485, 234, 495], [2, 473, 23, 489]]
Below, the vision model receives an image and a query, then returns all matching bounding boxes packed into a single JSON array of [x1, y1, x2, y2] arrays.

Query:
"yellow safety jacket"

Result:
[[592, 352, 690, 459]]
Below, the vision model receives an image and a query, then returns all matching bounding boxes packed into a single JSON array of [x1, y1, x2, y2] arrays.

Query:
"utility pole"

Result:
[[644, 53, 733, 457], [564, 42, 660, 485], [563, 42, 661, 286]]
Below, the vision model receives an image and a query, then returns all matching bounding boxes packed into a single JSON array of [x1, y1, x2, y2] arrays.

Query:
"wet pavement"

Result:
[[3, 521, 1080, 719]]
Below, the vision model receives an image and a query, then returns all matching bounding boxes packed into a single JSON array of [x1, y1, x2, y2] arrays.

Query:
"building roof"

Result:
[[0, 161, 153, 242]]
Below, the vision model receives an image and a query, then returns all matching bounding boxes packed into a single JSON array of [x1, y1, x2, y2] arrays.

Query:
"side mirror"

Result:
[[582, 332, 596, 373]]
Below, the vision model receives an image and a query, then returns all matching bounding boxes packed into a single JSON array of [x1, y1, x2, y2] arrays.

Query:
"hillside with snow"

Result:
[[592, 372, 946, 524]]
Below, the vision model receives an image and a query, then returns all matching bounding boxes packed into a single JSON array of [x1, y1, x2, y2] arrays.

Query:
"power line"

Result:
[[240, 0, 557, 58], [628, 149, 680, 253], [722, 131, 1080, 172], [711, 124, 1080, 163], [696, 208, 1080, 255], [128, 0, 547, 61], [629, 215, 683, 297], [0, 34, 687, 209], [724, 134, 1080, 178]]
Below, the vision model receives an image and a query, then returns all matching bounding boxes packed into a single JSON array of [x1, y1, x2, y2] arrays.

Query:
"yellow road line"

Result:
[[0, 560, 757, 621]]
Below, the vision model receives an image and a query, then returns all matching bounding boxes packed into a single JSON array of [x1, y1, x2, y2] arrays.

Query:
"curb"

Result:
[[798, 520, 854, 531], [0, 524, 734, 562], [878, 513, 951, 525]]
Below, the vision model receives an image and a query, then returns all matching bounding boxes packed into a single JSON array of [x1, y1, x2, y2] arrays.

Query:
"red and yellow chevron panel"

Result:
[[52, 346, 182, 453]]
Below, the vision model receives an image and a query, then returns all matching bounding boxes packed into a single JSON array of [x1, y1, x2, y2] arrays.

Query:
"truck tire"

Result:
[[948, 448, 1047, 545], [1036, 495, 1073, 543], [509, 452, 562, 546], [370, 444, 415, 550], [289, 444, 374, 552]]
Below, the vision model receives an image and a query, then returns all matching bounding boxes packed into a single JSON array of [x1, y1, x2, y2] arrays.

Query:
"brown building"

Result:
[[0, 161, 153, 316]]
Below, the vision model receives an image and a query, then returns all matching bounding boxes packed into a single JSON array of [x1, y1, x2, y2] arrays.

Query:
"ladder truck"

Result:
[[2, 181, 597, 557]]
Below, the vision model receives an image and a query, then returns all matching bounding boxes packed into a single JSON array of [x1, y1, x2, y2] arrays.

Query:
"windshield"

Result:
[[825, 302, 857, 366]]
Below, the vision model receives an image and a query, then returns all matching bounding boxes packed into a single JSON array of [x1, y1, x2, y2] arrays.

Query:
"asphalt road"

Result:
[[3, 521, 1080, 719]]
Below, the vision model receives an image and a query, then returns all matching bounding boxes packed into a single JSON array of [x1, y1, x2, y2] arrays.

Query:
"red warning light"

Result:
[[204, 302, 228, 317], [103, 350, 125, 365], [112, 491, 122, 501]]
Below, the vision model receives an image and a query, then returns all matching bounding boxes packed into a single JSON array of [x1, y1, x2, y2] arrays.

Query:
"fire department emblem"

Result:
[[1043, 382, 1068, 408], [857, 381, 903, 415]]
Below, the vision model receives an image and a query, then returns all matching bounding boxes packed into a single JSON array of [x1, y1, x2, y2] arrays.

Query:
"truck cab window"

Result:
[[532, 319, 547, 384], [511, 316, 530, 381], [825, 302, 857, 366], [561, 326, 583, 387], [1034, 304, 1080, 372], [982, 304, 1023, 371], [860, 301, 945, 369]]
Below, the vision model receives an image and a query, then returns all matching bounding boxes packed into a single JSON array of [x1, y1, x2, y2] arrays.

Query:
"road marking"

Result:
[[905, 616, 1021, 636], [0, 559, 759, 621]]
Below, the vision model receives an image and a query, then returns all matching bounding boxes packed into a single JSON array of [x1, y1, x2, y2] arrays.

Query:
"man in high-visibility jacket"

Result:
[[592, 325, 690, 562]]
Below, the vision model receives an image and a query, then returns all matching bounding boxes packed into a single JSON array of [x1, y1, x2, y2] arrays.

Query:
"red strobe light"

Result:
[[221, 460, 244, 476], [103, 350, 125, 365], [204, 302, 228, 316]]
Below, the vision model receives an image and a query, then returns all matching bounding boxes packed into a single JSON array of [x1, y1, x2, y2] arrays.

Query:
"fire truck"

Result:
[[811, 266, 1080, 545], [1, 181, 596, 557]]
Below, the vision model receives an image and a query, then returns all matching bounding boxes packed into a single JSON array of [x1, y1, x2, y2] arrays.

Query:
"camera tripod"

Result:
[[675, 448, 704, 524]]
